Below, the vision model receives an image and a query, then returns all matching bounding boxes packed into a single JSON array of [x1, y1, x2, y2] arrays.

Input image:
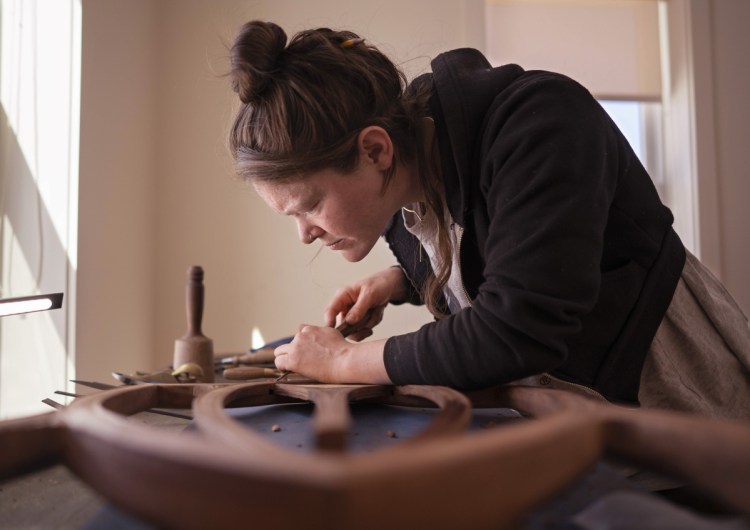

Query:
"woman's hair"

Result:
[[228, 20, 452, 318], [228, 21, 416, 184]]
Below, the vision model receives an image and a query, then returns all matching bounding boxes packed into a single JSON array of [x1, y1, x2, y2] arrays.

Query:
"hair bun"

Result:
[[230, 21, 287, 104]]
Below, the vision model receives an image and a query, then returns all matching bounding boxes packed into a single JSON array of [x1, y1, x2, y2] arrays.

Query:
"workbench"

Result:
[[2, 399, 745, 530], [0, 407, 188, 529]]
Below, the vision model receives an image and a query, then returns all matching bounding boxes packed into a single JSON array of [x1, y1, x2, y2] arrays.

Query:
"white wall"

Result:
[[77, 0, 159, 381], [72, 0, 749, 386]]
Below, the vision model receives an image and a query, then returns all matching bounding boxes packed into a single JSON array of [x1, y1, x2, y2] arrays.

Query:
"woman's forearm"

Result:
[[341, 338, 392, 384]]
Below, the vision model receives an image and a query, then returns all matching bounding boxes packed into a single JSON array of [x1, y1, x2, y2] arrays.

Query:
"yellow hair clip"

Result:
[[340, 37, 365, 48]]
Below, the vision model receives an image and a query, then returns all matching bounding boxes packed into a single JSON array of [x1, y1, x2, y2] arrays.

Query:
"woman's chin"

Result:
[[340, 248, 366, 263], [338, 240, 376, 263]]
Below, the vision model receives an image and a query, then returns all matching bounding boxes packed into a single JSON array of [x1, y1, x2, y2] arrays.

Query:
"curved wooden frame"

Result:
[[1, 382, 749, 530]]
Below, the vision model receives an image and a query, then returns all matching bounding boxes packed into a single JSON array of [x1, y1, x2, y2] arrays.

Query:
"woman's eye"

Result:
[[304, 201, 320, 214]]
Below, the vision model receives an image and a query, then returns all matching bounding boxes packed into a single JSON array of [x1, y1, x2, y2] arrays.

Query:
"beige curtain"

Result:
[[485, 0, 662, 101]]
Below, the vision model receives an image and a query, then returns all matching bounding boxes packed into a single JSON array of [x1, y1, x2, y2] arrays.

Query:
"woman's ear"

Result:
[[358, 126, 394, 170]]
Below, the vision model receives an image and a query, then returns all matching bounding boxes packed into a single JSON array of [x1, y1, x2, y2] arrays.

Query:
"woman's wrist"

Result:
[[341, 339, 391, 384], [387, 265, 409, 304]]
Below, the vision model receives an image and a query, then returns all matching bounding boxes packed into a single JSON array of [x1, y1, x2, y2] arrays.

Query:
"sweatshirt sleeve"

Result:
[[384, 72, 623, 389]]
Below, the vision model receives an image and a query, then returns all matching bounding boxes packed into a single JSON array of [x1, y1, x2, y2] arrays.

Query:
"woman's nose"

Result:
[[297, 221, 320, 244]]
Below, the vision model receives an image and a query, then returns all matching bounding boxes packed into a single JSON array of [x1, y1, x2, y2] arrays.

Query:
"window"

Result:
[[599, 100, 664, 199], [0, 0, 81, 419], [482, 0, 706, 251]]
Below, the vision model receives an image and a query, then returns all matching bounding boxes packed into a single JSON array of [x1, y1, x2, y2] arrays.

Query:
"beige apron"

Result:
[[639, 251, 750, 421], [521, 252, 750, 422], [516, 251, 750, 492]]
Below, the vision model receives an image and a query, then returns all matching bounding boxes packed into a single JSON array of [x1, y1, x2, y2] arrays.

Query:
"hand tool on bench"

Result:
[[222, 366, 281, 380], [214, 334, 300, 369], [111, 362, 207, 385], [173, 265, 214, 382], [42, 398, 65, 410], [68, 380, 193, 420], [215, 349, 277, 367]]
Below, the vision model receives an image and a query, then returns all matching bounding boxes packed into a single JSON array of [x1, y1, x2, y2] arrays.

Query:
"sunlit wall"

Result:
[[0, 0, 80, 418]]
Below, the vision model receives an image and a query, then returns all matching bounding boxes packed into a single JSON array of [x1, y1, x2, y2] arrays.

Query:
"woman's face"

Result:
[[253, 161, 403, 262]]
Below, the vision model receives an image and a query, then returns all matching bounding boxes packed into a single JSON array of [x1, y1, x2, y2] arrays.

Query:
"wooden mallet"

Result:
[[173, 265, 214, 383]]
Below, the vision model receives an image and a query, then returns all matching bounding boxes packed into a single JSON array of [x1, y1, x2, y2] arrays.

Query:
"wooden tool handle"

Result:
[[336, 308, 375, 337], [223, 367, 279, 380], [185, 266, 204, 337], [233, 349, 276, 365]]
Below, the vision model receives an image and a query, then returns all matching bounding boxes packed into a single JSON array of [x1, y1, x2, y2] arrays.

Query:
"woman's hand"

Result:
[[324, 266, 408, 342], [274, 326, 390, 384]]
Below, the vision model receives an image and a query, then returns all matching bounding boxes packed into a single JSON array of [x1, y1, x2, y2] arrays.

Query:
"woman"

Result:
[[228, 21, 750, 419]]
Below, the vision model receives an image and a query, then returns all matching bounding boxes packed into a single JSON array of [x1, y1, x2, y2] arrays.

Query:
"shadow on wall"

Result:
[[0, 104, 71, 388]]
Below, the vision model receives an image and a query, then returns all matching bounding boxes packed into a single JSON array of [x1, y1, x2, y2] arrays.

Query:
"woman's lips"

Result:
[[327, 238, 344, 250]]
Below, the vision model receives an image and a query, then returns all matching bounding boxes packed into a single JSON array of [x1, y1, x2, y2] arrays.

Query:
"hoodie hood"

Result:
[[428, 49, 524, 226]]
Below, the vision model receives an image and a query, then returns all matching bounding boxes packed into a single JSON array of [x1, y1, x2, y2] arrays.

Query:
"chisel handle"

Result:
[[223, 367, 280, 380]]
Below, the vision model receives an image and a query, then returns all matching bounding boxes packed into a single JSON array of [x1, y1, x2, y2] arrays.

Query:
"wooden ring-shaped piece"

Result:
[[13, 384, 750, 528], [48, 383, 604, 529]]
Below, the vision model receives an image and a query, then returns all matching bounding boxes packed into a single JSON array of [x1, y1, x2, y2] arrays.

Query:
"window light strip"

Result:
[[0, 293, 64, 317]]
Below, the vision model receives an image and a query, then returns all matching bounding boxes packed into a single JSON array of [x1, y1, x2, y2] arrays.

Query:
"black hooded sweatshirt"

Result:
[[382, 49, 685, 404]]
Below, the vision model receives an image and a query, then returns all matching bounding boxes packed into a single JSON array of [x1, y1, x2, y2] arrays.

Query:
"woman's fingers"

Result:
[[273, 347, 288, 371], [366, 304, 386, 327], [345, 298, 371, 325], [335, 304, 386, 342], [273, 324, 311, 370], [325, 267, 401, 327], [272, 325, 349, 382], [324, 288, 359, 327]]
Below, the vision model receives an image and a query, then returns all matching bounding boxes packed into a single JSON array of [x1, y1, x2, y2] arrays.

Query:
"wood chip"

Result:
[[271, 424, 281, 432], [386, 430, 397, 438]]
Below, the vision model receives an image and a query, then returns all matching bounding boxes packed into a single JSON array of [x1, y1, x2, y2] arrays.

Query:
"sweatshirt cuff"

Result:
[[383, 333, 425, 385]]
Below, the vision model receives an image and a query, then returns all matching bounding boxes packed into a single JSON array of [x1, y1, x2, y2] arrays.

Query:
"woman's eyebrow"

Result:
[[288, 193, 320, 216], [281, 199, 311, 217]]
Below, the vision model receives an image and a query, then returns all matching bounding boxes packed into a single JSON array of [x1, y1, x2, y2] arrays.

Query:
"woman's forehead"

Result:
[[253, 177, 321, 215]]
